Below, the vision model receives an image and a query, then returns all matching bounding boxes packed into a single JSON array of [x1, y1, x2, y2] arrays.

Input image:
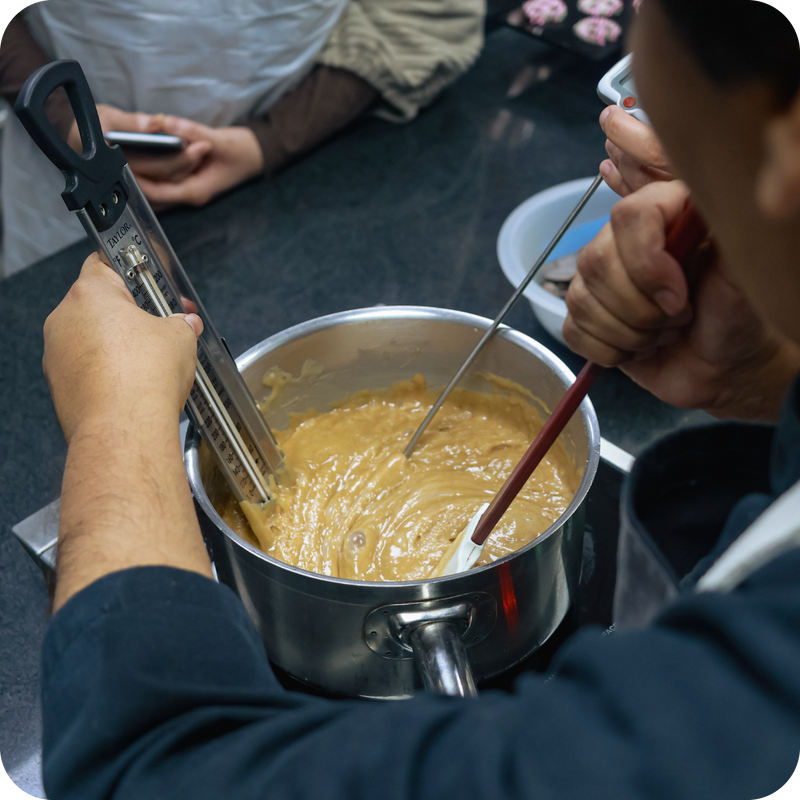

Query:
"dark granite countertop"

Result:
[[0, 26, 713, 795]]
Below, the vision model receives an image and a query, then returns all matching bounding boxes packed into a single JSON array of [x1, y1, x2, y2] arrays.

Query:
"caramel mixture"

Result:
[[218, 374, 581, 582]]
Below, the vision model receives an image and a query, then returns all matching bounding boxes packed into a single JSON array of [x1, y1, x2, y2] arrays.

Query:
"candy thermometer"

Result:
[[17, 61, 284, 532]]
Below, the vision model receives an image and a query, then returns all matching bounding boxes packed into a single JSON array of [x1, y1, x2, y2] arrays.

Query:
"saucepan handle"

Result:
[[364, 592, 495, 697], [409, 621, 478, 697]]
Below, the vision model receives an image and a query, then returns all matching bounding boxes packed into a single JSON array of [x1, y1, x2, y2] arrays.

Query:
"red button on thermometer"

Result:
[[597, 53, 650, 124]]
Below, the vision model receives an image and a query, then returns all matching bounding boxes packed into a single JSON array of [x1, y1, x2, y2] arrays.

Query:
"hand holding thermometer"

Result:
[[16, 60, 284, 543], [405, 53, 653, 459], [431, 201, 708, 577], [429, 55, 708, 576]]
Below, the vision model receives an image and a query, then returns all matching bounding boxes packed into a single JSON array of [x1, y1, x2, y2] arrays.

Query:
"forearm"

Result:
[[42, 561, 800, 800], [0, 13, 73, 137], [243, 66, 377, 178], [0, 14, 47, 104], [55, 412, 212, 612]]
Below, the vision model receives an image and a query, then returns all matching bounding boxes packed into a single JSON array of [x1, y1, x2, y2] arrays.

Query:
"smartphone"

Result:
[[104, 130, 186, 153], [596, 53, 650, 124]]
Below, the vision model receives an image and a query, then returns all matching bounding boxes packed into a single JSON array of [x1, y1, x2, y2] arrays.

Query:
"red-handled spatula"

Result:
[[431, 199, 708, 578]]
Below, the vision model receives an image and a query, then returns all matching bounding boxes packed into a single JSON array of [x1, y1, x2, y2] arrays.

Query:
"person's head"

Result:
[[632, 0, 800, 343]]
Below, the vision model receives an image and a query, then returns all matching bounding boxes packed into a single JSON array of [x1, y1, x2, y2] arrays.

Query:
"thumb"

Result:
[[185, 140, 213, 160], [179, 312, 204, 340], [160, 114, 210, 142], [162, 313, 203, 408]]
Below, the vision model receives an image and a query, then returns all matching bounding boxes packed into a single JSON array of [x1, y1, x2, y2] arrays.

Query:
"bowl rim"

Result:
[[496, 176, 618, 317]]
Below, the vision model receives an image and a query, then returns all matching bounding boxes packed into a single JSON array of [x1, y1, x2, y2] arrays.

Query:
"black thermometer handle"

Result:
[[15, 59, 128, 231]]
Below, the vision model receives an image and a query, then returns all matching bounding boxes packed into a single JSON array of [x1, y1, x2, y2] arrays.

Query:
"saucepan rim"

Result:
[[185, 305, 600, 588]]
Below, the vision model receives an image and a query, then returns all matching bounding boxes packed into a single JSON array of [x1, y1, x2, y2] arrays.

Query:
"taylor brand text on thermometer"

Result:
[[106, 221, 132, 249]]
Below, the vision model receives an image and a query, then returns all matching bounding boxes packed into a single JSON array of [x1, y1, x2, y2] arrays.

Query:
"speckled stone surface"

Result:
[[0, 26, 713, 796]]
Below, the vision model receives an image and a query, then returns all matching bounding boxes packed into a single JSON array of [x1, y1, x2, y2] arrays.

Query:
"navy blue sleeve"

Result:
[[41, 562, 800, 800]]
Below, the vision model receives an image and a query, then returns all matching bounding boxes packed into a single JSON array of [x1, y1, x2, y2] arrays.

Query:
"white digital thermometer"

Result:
[[597, 53, 650, 124]]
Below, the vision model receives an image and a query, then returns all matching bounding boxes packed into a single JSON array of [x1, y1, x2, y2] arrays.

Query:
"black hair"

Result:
[[657, 0, 800, 107]]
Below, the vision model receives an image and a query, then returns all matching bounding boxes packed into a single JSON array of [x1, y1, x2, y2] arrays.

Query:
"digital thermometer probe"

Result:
[[405, 52, 652, 455]]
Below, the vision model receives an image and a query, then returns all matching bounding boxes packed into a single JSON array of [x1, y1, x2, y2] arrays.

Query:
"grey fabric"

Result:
[[613, 507, 679, 629], [316, 0, 486, 122]]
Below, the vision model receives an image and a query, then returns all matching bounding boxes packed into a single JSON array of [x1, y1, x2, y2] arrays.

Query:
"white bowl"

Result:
[[497, 177, 619, 344]]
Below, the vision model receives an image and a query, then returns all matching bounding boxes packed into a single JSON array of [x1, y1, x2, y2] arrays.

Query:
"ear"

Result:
[[756, 93, 800, 220]]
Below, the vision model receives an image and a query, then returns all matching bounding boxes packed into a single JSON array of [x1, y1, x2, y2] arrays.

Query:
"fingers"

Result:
[[599, 106, 675, 196], [599, 158, 633, 197], [81, 255, 203, 343], [600, 106, 671, 170], [563, 181, 695, 366], [604, 140, 675, 195], [72, 251, 132, 305], [563, 272, 663, 366], [564, 240, 687, 366], [133, 116, 217, 206], [612, 182, 695, 310], [97, 104, 163, 135], [79, 255, 202, 343], [180, 297, 199, 315], [137, 172, 214, 207], [159, 114, 211, 142], [44, 250, 205, 442], [136, 125, 261, 207], [127, 140, 211, 183], [98, 107, 212, 184]]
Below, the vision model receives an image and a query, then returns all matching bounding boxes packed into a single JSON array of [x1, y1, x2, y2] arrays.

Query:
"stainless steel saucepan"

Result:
[[184, 306, 600, 699]]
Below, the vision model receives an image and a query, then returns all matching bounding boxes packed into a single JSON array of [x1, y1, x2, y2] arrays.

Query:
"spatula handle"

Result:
[[470, 361, 604, 546], [470, 199, 708, 547]]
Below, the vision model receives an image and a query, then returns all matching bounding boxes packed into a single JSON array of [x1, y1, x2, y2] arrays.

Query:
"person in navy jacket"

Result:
[[38, 1, 800, 797]]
